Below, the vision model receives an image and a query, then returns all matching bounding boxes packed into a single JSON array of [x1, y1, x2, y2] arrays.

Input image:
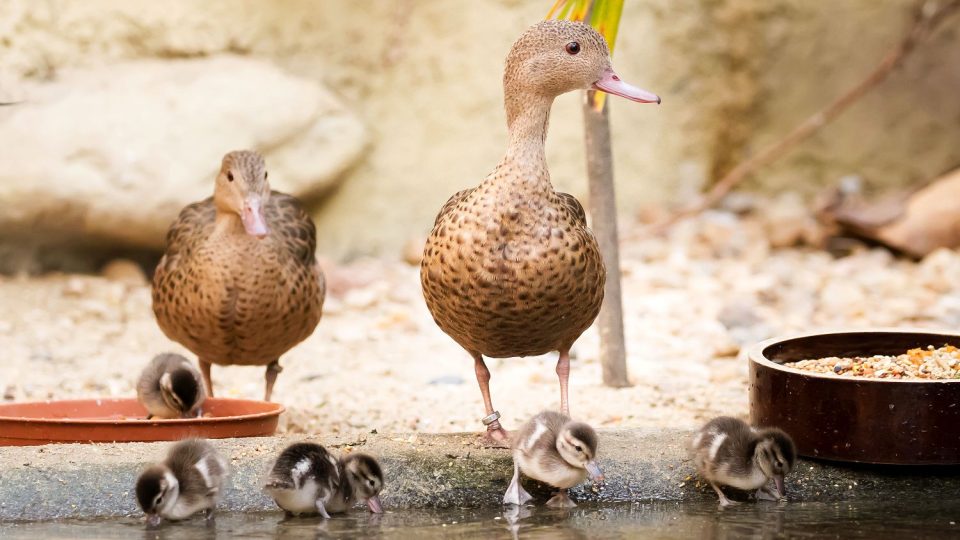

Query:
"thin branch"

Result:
[[651, 0, 960, 233]]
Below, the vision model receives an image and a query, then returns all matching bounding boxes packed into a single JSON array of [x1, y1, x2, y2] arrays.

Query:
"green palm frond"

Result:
[[547, 0, 625, 111]]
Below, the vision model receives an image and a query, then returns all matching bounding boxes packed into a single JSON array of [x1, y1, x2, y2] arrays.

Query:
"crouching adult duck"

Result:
[[152, 150, 325, 402]]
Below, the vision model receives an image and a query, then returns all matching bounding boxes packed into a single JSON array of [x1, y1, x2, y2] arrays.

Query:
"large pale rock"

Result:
[[0, 56, 367, 249], [1, 0, 959, 259]]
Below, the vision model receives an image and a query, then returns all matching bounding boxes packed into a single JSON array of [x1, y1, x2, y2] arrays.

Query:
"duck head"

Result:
[[214, 150, 271, 238], [754, 428, 797, 498], [503, 19, 659, 111], [343, 453, 385, 513], [556, 421, 605, 483], [135, 464, 180, 527], [158, 367, 203, 417]]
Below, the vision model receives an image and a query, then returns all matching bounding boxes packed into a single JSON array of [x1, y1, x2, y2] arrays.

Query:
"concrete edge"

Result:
[[1, 429, 959, 520]]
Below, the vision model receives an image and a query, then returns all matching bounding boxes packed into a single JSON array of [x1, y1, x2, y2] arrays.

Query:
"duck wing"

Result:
[[556, 192, 587, 227], [156, 198, 216, 274], [433, 188, 476, 227], [265, 191, 317, 267]]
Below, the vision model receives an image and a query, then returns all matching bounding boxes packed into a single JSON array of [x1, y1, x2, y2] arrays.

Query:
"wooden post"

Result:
[[583, 90, 630, 388]]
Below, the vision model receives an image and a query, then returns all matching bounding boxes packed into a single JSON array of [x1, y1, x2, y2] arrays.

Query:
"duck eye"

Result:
[[368, 480, 375, 487], [227, 172, 234, 182], [575, 445, 582, 452], [565, 41, 581, 55], [264, 171, 268, 180]]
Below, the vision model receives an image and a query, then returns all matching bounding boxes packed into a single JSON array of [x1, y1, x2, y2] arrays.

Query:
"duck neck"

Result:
[[213, 208, 246, 236], [338, 460, 357, 502], [497, 90, 554, 192]]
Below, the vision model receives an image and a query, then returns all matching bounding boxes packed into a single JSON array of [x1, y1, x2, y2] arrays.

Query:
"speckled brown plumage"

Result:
[[422, 168, 604, 358], [421, 20, 621, 444], [152, 150, 325, 401]]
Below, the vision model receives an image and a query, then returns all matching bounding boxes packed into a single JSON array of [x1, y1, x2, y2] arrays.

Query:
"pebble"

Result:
[[100, 259, 148, 286], [402, 236, 426, 266], [716, 300, 763, 330], [428, 375, 465, 386], [343, 285, 383, 310]]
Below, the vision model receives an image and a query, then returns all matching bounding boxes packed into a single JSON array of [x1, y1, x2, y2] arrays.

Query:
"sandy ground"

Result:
[[3, 206, 960, 437]]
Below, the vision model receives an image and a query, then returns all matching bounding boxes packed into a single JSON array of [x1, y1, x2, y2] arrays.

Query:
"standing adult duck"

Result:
[[152, 150, 325, 402], [421, 20, 659, 444]]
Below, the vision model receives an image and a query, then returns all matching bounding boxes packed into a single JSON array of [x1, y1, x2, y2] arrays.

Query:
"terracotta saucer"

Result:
[[0, 397, 284, 446]]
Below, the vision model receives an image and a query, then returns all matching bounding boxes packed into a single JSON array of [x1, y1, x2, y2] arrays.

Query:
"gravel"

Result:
[[2, 202, 960, 435]]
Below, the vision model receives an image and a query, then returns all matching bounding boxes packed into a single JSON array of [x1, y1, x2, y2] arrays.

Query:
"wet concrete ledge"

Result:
[[1, 429, 959, 520]]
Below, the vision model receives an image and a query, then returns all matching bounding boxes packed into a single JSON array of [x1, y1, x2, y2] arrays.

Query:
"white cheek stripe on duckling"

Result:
[[708, 433, 727, 462], [195, 459, 213, 489], [524, 421, 549, 452], [160, 470, 179, 512], [163, 470, 179, 492], [292, 458, 312, 487]]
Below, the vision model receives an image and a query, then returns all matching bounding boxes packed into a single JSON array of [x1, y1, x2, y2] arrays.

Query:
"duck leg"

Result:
[[556, 348, 571, 416], [199, 359, 214, 398], [472, 352, 509, 447], [503, 459, 533, 506], [711, 482, 736, 507], [264, 360, 282, 402], [315, 499, 332, 519]]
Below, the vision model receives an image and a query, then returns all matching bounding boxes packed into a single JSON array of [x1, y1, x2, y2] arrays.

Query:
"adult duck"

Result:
[[152, 150, 325, 401], [421, 20, 659, 444]]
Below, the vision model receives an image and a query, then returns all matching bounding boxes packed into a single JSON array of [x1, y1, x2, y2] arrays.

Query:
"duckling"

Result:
[[420, 20, 659, 445], [264, 442, 384, 518], [136, 353, 206, 419], [504, 410, 604, 508], [152, 150, 325, 402], [691, 416, 797, 507], [135, 438, 229, 527]]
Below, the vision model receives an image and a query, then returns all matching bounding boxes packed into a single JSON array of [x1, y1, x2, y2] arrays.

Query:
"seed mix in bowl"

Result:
[[785, 345, 960, 380]]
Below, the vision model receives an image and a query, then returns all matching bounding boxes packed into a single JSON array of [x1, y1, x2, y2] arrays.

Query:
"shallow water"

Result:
[[2, 500, 959, 539]]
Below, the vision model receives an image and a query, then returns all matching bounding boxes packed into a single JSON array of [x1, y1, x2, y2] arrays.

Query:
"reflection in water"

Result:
[[503, 505, 586, 540], [2, 500, 959, 539]]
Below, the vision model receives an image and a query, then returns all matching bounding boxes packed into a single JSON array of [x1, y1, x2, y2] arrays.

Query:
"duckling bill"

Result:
[[264, 442, 384, 518], [135, 439, 229, 527], [691, 416, 796, 507], [504, 411, 603, 508]]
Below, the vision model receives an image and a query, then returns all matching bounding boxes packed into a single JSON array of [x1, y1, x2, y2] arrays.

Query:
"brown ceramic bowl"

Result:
[[0, 397, 283, 446], [749, 329, 960, 465]]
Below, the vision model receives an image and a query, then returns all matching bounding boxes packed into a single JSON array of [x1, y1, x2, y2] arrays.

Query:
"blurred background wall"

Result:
[[0, 0, 957, 271]]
